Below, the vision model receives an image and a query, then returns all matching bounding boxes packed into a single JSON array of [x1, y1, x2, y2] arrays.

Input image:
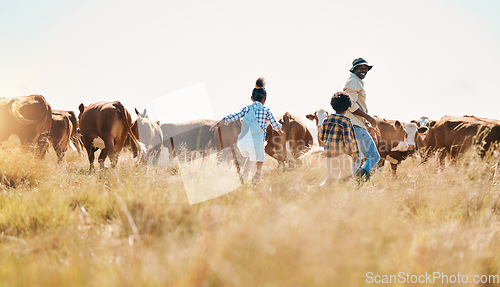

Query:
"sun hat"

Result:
[[349, 58, 373, 73]]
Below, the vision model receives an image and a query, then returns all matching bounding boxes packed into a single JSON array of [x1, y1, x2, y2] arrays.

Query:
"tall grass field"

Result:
[[0, 144, 499, 286]]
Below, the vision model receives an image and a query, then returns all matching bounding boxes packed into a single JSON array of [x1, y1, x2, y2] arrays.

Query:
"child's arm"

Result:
[[210, 106, 248, 131], [267, 110, 285, 136], [210, 119, 225, 131]]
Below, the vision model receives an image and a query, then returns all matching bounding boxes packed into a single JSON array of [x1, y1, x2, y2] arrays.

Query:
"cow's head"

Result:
[[78, 103, 86, 121], [135, 108, 149, 119], [390, 120, 409, 152], [376, 118, 408, 153], [403, 122, 428, 150], [306, 109, 329, 147], [305, 109, 329, 127], [418, 116, 430, 127]]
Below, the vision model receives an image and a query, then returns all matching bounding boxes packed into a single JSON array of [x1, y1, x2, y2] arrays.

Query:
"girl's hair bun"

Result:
[[255, 77, 265, 89]]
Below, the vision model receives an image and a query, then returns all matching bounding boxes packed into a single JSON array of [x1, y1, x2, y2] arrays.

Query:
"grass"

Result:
[[0, 146, 499, 286]]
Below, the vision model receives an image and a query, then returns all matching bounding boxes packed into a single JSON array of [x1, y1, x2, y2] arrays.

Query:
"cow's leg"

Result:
[[71, 136, 84, 155], [294, 140, 309, 167], [54, 144, 64, 164], [58, 141, 69, 164], [99, 139, 116, 169], [265, 144, 283, 168], [390, 163, 398, 176], [375, 158, 385, 175], [437, 149, 447, 166], [82, 138, 95, 172], [288, 140, 301, 168], [36, 132, 51, 158]]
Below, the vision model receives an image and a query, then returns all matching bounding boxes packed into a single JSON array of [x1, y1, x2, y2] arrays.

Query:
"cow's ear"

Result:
[[135, 108, 139, 116], [78, 103, 85, 114], [156, 121, 160, 126], [418, 126, 429, 134], [429, 120, 437, 127], [142, 108, 147, 116], [305, 114, 315, 120], [394, 120, 402, 129]]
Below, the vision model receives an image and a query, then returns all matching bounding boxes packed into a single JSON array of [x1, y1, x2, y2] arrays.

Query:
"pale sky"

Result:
[[1, 0, 499, 126]]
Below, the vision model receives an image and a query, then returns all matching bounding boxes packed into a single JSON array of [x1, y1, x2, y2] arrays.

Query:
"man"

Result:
[[343, 58, 381, 182]]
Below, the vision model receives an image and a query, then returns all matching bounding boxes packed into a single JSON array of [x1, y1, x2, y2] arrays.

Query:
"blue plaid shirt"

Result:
[[224, 101, 282, 133]]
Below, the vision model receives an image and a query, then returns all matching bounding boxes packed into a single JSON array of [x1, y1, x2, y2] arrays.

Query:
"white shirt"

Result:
[[343, 73, 368, 129]]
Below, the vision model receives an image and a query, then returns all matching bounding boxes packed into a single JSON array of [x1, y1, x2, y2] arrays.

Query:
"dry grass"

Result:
[[0, 146, 499, 286]]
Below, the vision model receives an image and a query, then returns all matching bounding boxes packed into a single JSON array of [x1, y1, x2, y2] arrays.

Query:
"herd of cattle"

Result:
[[1, 95, 499, 175]]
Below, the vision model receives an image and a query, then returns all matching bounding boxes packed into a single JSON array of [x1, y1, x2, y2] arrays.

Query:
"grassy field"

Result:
[[0, 144, 499, 287]]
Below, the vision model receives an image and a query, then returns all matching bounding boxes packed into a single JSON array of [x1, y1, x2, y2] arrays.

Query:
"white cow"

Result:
[[306, 109, 329, 147], [132, 108, 164, 165]]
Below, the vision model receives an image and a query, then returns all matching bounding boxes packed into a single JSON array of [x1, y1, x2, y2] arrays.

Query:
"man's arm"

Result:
[[353, 108, 377, 127]]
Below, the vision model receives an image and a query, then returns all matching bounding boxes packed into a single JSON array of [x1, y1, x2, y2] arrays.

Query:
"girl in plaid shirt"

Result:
[[211, 78, 284, 185], [319, 92, 360, 186]]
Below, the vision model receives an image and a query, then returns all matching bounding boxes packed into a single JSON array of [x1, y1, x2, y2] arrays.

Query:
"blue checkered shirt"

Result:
[[224, 101, 282, 133]]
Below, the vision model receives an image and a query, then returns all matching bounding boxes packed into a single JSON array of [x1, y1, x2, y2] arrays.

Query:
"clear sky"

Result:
[[1, 0, 499, 126]]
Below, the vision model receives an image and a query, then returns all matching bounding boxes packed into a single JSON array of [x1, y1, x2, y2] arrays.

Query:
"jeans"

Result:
[[353, 125, 380, 173]]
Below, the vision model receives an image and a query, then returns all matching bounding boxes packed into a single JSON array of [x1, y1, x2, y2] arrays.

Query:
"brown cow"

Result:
[[52, 110, 83, 154], [131, 108, 163, 165], [306, 109, 329, 147], [78, 101, 145, 171], [0, 95, 52, 155], [463, 115, 500, 126], [375, 121, 432, 175], [265, 112, 313, 167], [371, 117, 410, 175], [421, 116, 500, 165], [48, 111, 73, 163]]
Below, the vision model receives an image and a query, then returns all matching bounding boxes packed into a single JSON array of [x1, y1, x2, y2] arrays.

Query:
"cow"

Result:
[[48, 111, 74, 163], [0, 95, 52, 155], [265, 112, 313, 168], [52, 110, 83, 154], [131, 108, 163, 165], [78, 101, 145, 172], [370, 117, 411, 175], [160, 119, 240, 157], [421, 116, 500, 165], [306, 109, 329, 147], [463, 115, 500, 126], [160, 119, 217, 160]]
